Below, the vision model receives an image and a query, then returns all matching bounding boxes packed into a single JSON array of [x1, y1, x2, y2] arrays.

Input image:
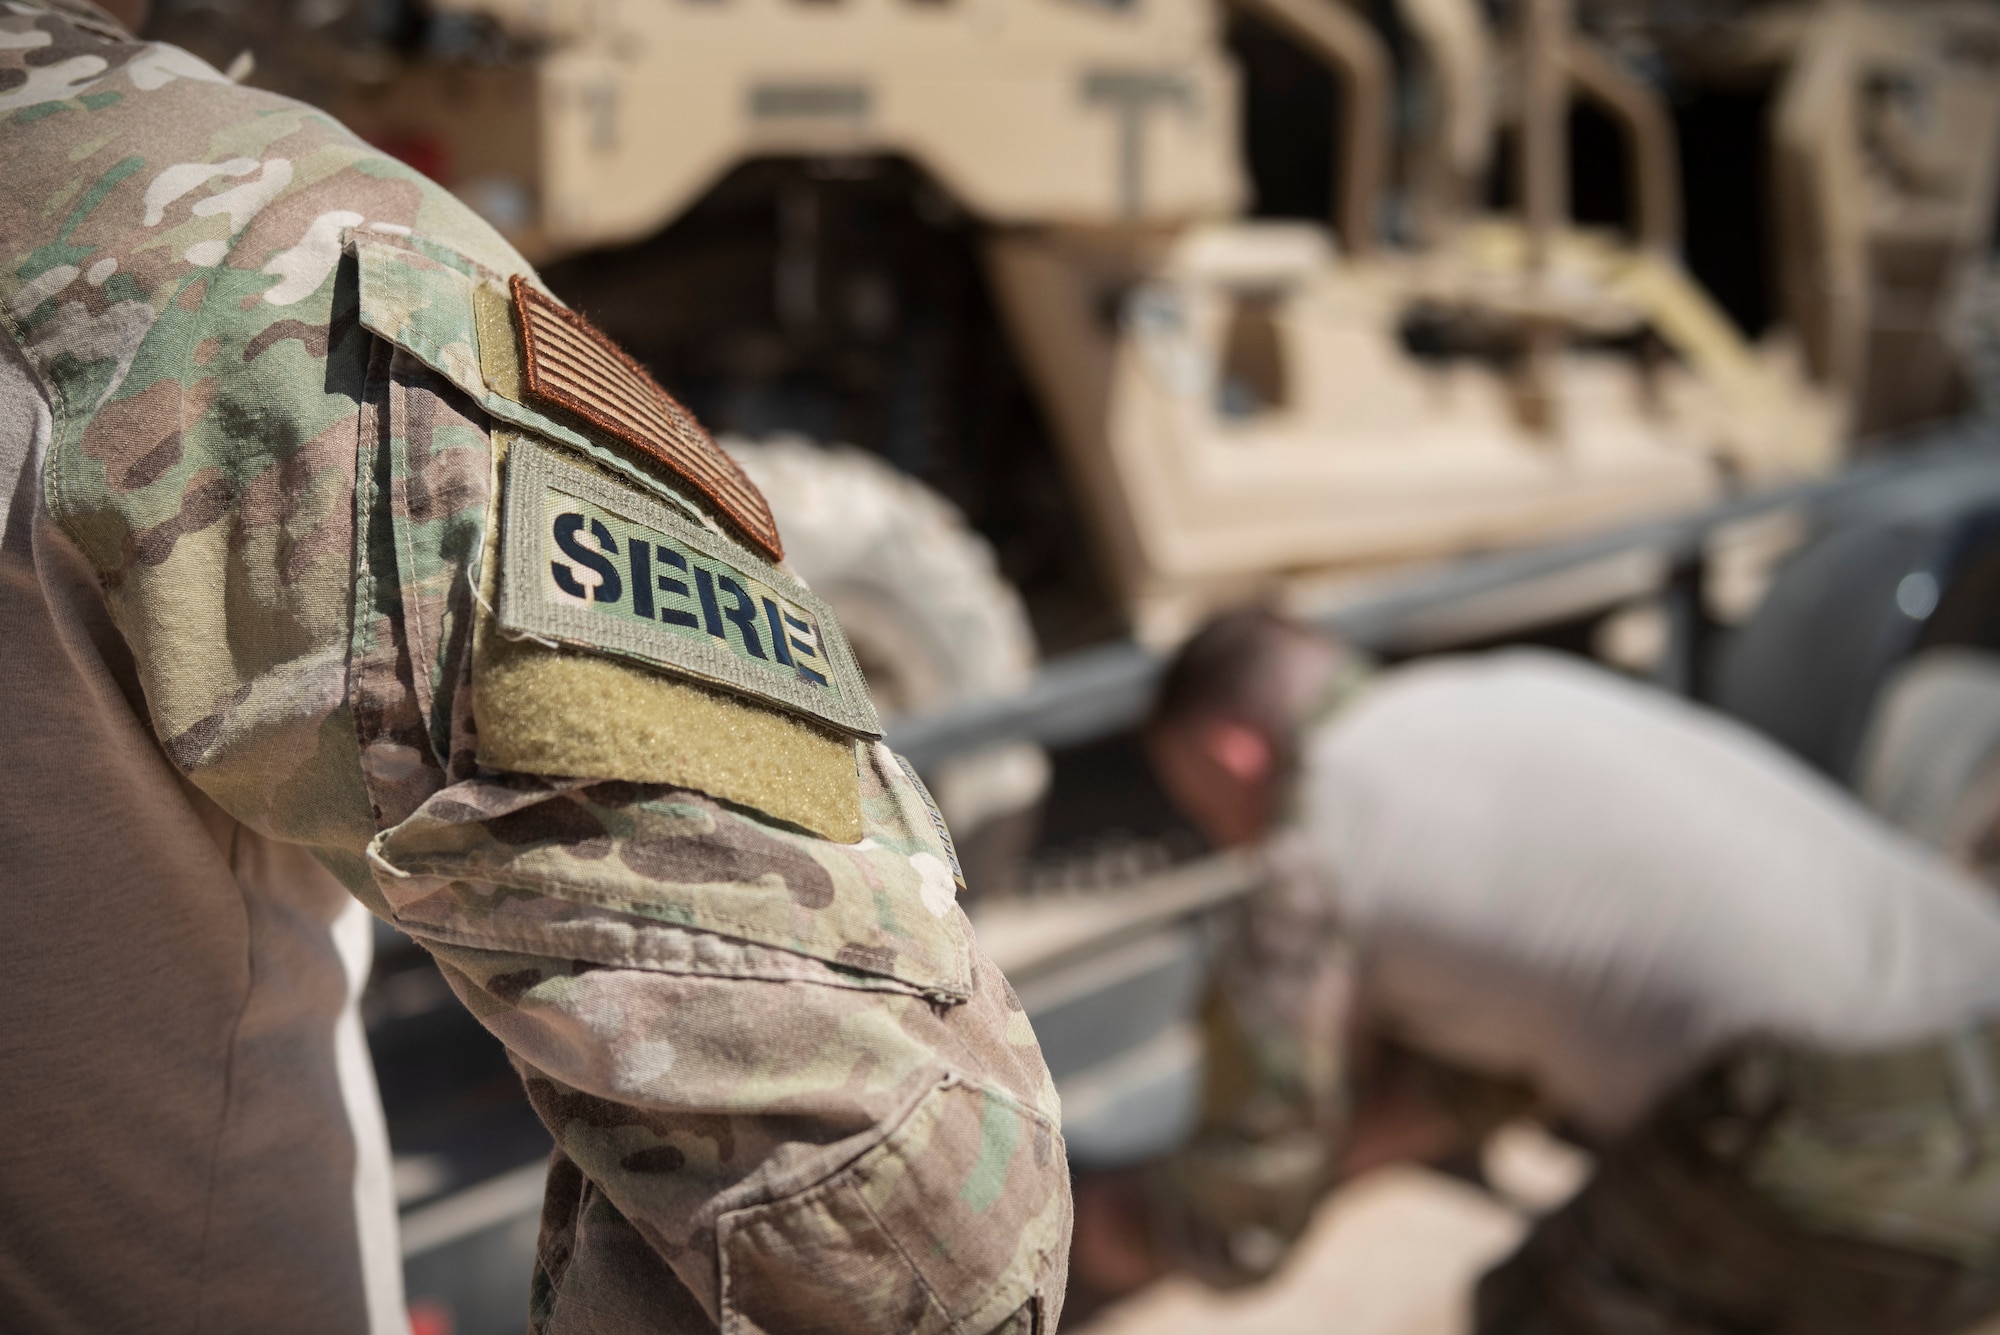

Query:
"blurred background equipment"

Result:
[[153, 0, 2000, 882], [142, 0, 2000, 1328], [721, 436, 1050, 891], [1854, 647, 2000, 881]]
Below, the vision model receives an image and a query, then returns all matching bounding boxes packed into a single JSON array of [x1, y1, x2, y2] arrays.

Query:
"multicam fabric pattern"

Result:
[[1475, 1057, 2000, 1335], [0, 4, 1068, 1328], [1145, 858, 1353, 1289], [351, 231, 719, 530], [369, 745, 974, 999], [445, 942, 1067, 1333]]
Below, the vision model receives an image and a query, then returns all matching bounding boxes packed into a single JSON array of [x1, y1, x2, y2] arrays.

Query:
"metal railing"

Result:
[[888, 420, 2000, 771]]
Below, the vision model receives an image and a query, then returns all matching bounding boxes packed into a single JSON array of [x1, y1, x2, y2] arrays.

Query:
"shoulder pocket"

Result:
[[349, 233, 960, 999]]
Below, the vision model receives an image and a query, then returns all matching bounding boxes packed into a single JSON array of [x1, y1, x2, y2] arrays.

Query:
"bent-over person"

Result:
[[1094, 608, 2000, 1334]]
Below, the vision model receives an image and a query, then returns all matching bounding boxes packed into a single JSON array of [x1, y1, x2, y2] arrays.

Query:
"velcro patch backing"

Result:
[[472, 280, 525, 402], [499, 435, 880, 740], [474, 632, 864, 843], [509, 275, 784, 561]]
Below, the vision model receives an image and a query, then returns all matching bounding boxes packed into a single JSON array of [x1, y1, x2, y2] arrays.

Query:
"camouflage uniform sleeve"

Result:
[[1145, 856, 1353, 1289], [353, 337, 1071, 1330], [2, 12, 1067, 1330]]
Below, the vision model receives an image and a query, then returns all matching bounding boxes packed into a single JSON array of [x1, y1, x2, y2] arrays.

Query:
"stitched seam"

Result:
[[717, 1078, 955, 1335], [402, 919, 943, 997], [715, 1079, 952, 1335], [715, 1079, 1045, 1335], [384, 353, 437, 736], [872, 1086, 1062, 1335], [347, 360, 379, 807], [851, 1184, 959, 1333], [353, 339, 415, 826], [345, 227, 517, 290], [353, 343, 390, 816], [373, 856, 969, 995]]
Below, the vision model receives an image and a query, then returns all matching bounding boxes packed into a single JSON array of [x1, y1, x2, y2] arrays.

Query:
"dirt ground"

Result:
[[1075, 1124, 1592, 1335]]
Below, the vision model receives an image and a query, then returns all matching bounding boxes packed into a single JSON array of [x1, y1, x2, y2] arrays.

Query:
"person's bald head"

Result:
[[1146, 609, 1348, 847]]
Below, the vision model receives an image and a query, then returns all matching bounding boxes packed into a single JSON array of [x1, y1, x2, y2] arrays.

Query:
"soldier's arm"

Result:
[[16, 51, 1067, 1328], [422, 914, 1062, 1333], [341, 245, 1070, 1332], [1139, 870, 1526, 1290], [1143, 870, 1353, 1289], [373, 738, 1069, 1331]]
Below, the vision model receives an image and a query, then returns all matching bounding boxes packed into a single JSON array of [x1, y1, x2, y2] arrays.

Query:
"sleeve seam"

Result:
[[369, 854, 973, 999], [411, 918, 947, 999]]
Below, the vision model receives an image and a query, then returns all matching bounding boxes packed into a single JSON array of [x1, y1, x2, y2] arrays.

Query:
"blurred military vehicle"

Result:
[[154, 0, 2000, 1093], [138, 2, 2000, 1328], [151, 0, 2000, 876]]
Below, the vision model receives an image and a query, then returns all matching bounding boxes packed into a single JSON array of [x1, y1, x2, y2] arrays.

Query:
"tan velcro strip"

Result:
[[509, 275, 784, 561], [472, 280, 525, 401], [474, 631, 864, 844]]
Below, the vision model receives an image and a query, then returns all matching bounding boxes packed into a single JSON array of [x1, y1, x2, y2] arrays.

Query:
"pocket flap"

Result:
[[349, 233, 720, 527], [368, 741, 973, 1000], [717, 1077, 1066, 1335]]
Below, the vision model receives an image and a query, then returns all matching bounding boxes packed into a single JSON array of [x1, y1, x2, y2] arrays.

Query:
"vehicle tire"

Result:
[[1855, 647, 2000, 886], [722, 435, 1049, 894]]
